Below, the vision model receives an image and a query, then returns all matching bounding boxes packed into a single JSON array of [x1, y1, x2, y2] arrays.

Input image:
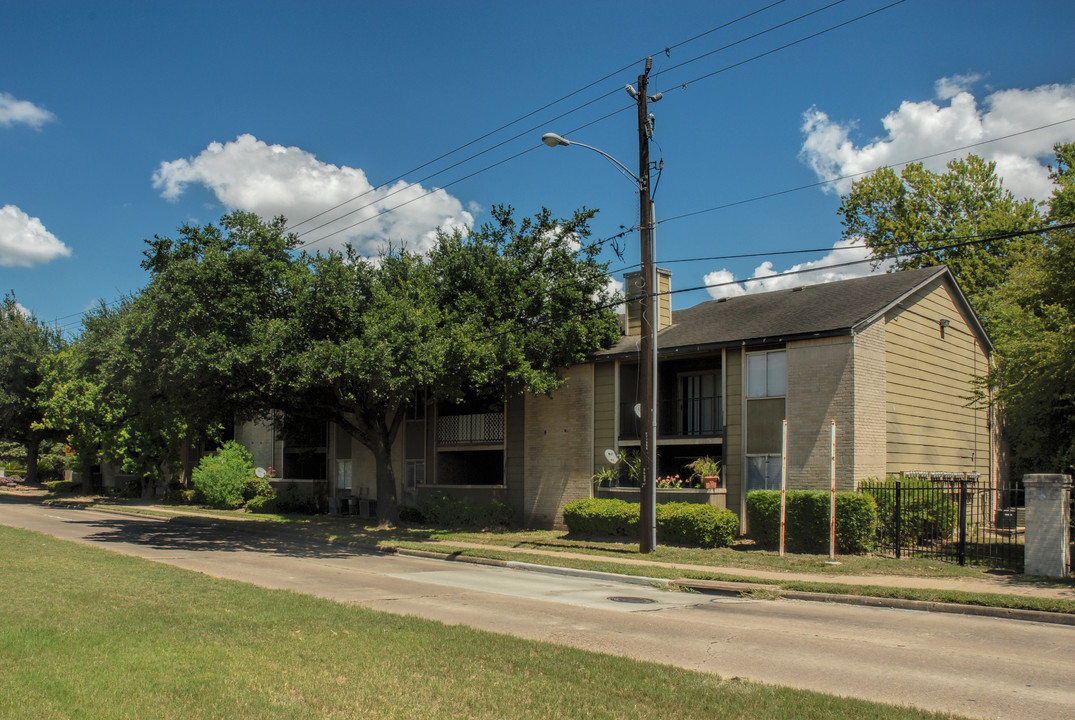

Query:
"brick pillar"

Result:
[[1023, 474, 1072, 578]]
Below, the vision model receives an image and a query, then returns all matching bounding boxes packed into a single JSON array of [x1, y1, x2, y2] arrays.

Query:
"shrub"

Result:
[[274, 483, 320, 514], [398, 505, 424, 523], [746, 489, 877, 554], [417, 496, 514, 528], [835, 492, 878, 554], [656, 502, 738, 548], [562, 498, 639, 537], [745, 490, 781, 548], [244, 493, 279, 514], [241, 474, 275, 503], [861, 477, 958, 546], [44, 479, 76, 494], [0, 461, 27, 478], [565, 498, 738, 548], [191, 441, 255, 510]]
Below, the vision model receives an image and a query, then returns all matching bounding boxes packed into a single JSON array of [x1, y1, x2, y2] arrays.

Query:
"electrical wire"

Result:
[[286, 2, 800, 242], [293, 1, 897, 249]]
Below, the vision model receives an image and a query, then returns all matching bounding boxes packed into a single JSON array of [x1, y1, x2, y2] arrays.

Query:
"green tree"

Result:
[[982, 143, 1075, 474], [103, 211, 301, 497], [272, 206, 621, 524], [0, 294, 65, 483], [838, 155, 1042, 305]]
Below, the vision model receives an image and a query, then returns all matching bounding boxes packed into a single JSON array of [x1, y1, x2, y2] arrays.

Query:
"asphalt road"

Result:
[[3, 497, 1073, 720]]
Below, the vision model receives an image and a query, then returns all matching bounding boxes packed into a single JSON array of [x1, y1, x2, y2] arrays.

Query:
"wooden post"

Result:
[[780, 419, 788, 557], [829, 420, 836, 560]]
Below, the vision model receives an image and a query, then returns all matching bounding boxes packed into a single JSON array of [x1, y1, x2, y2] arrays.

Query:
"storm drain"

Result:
[[607, 596, 657, 604]]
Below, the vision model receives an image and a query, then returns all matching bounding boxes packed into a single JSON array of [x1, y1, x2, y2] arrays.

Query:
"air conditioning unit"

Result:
[[358, 499, 377, 519]]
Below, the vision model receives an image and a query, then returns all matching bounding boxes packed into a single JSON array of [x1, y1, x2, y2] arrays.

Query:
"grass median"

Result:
[[0, 523, 968, 720]]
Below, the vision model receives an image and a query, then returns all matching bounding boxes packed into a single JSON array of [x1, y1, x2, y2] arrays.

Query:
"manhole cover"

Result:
[[607, 596, 657, 604]]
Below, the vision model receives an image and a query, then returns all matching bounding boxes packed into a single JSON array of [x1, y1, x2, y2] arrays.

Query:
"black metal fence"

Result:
[[858, 473, 1023, 570]]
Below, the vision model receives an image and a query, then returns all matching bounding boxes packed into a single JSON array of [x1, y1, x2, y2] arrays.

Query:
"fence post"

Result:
[[957, 479, 968, 567], [894, 478, 902, 560], [1023, 474, 1072, 577]]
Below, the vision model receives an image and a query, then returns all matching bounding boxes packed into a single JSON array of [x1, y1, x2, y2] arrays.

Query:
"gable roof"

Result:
[[599, 265, 991, 359]]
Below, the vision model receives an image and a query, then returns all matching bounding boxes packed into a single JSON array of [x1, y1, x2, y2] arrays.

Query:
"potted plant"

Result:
[[687, 456, 721, 489], [592, 466, 618, 488]]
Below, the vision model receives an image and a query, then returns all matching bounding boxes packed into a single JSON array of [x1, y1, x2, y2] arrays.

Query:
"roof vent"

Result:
[[792, 286, 806, 292]]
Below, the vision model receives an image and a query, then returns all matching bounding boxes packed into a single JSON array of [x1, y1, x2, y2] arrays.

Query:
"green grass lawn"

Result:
[[0, 524, 963, 720]]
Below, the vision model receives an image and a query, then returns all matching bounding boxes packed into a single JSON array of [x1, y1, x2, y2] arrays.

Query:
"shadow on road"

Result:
[[47, 506, 363, 561]]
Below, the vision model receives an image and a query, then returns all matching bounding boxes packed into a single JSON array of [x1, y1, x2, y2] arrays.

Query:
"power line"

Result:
[[287, 3, 800, 243], [294, 1, 895, 249], [656, 115, 1075, 227], [659, 0, 909, 96]]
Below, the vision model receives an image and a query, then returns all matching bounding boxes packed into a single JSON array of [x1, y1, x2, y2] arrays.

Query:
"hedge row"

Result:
[[562, 498, 739, 549], [745, 490, 877, 554], [414, 496, 515, 529]]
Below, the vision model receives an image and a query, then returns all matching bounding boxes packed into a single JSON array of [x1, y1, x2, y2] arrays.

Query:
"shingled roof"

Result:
[[600, 265, 989, 359]]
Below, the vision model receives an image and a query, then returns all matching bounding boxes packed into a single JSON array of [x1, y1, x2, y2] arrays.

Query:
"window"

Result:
[[405, 460, 425, 489], [336, 459, 353, 492], [747, 350, 786, 398], [679, 372, 720, 435], [746, 350, 785, 488], [746, 454, 782, 492]]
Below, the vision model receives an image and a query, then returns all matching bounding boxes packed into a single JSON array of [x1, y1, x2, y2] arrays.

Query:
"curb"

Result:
[[674, 578, 1075, 626]]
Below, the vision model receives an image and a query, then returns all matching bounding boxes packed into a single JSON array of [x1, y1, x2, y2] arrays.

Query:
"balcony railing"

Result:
[[437, 412, 505, 446], [619, 396, 723, 440]]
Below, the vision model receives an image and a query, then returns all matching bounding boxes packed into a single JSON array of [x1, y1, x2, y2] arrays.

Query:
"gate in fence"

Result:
[[858, 473, 1022, 571]]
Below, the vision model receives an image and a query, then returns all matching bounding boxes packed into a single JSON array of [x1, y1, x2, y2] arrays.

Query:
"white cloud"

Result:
[[0, 205, 71, 267], [153, 134, 475, 256], [704, 237, 893, 300], [0, 92, 56, 130], [799, 78, 1075, 202], [934, 74, 982, 101]]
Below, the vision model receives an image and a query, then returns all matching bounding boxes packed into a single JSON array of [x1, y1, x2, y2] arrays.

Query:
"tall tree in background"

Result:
[[0, 295, 65, 483], [982, 144, 1075, 474], [272, 206, 621, 523], [35, 301, 126, 493], [73, 212, 301, 498], [838, 154, 1042, 306]]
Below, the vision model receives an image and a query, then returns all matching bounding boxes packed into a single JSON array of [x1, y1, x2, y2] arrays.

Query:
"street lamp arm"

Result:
[[540, 133, 642, 187]]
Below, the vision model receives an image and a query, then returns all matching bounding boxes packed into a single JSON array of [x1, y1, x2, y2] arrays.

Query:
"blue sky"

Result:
[[3, 0, 1074, 333]]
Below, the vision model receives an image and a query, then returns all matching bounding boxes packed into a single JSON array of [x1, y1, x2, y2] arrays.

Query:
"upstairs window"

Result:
[[747, 350, 786, 398]]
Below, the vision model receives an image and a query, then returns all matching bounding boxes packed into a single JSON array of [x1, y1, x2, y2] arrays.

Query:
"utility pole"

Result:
[[635, 58, 658, 553]]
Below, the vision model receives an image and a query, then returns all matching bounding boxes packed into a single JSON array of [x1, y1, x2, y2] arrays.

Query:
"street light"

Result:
[[540, 60, 661, 553]]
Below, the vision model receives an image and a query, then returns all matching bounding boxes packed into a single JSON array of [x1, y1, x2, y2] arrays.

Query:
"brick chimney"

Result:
[[623, 268, 672, 336]]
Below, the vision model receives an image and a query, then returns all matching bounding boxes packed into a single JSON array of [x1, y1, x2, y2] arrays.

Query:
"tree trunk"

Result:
[[25, 440, 40, 485], [373, 442, 400, 526]]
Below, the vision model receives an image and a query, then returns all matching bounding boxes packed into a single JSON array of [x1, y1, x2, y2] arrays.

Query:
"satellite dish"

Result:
[[255, 467, 267, 478], [634, 403, 642, 418], [603, 448, 618, 465]]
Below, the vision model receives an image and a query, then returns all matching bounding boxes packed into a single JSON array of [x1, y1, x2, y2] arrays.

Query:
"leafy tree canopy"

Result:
[[0, 294, 65, 482], [838, 154, 1042, 305], [272, 205, 621, 522], [982, 143, 1075, 474]]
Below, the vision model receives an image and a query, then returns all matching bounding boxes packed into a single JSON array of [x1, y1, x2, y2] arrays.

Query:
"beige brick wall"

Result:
[[786, 336, 855, 490], [523, 364, 596, 528], [852, 320, 887, 484]]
